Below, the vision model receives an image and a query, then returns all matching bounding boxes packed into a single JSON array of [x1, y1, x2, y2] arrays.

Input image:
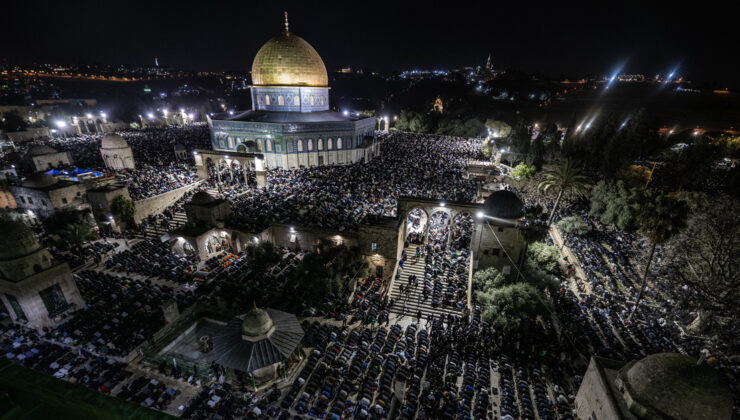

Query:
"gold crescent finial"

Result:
[[284, 11, 289, 33]]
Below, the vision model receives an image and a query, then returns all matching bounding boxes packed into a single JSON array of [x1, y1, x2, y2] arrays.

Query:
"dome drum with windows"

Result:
[[206, 12, 377, 170]]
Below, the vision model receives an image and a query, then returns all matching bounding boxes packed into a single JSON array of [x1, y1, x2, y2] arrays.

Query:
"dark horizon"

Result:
[[6, 0, 738, 87]]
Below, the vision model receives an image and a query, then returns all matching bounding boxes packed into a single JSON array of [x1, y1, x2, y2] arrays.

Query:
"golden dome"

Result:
[[251, 30, 328, 87]]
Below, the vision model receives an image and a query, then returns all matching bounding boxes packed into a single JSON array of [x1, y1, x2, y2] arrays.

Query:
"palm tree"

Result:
[[538, 159, 590, 226], [627, 194, 688, 322]]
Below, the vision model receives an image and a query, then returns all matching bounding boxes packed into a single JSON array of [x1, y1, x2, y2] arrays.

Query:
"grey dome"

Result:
[[618, 353, 733, 420], [241, 306, 275, 339], [483, 190, 524, 219], [0, 219, 41, 260], [190, 191, 216, 205]]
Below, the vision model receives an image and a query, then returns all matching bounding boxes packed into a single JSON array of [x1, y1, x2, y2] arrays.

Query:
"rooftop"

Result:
[[213, 110, 371, 124]]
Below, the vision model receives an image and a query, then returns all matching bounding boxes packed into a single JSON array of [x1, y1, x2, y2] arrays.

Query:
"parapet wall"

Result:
[[133, 181, 203, 223]]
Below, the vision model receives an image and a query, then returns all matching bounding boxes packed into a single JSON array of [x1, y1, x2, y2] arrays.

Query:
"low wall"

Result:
[[6, 127, 52, 142], [133, 181, 203, 223]]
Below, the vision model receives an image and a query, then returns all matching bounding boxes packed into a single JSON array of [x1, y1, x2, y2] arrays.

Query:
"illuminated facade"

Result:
[[207, 14, 377, 169]]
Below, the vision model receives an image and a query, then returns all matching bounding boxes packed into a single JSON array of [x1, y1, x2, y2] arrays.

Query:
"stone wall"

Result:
[[358, 219, 402, 280], [133, 181, 202, 223], [575, 357, 627, 420], [263, 224, 358, 252], [6, 128, 51, 143]]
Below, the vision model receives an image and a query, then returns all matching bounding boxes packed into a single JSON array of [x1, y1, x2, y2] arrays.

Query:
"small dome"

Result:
[[23, 173, 58, 188], [251, 27, 328, 87], [101, 134, 129, 149], [483, 190, 524, 219], [0, 219, 41, 260], [190, 191, 216, 205], [27, 145, 58, 156], [619, 353, 733, 420], [241, 305, 275, 338]]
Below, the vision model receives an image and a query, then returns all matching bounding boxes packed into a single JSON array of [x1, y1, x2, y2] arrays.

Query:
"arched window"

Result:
[[266, 140, 273, 152], [294, 95, 300, 106], [227, 137, 233, 148], [297, 139, 303, 152], [278, 95, 284, 106], [307, 139, 313, 151], [337, 137, 342, 149], [327, 138, 333, 150], [265, 95, 270, 105], [309, 96, 314, 106], [257, 139, 263, 152], [317, 138, 323, 151]]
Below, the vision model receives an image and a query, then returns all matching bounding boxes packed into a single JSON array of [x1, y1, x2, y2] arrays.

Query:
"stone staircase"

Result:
[[389, 244, 462, 320], [137, 211, 188, 241]]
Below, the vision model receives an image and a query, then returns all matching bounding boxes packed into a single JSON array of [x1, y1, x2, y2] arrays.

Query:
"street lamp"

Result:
[[55, 120, 67, 128]]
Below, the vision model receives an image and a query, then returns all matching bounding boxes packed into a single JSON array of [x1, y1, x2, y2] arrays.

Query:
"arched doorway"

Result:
[[405, 207, 428, 246], [427, 210, 451, 250], [451, 213, 474, 252], [204, 231, 231, 255]]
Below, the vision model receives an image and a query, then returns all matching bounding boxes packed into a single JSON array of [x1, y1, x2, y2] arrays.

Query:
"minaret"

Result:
[[284, 11, 289, 34], [485, 53, 493, 72]]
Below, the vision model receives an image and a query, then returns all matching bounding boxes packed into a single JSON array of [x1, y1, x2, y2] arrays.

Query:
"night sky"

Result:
[[6, 0, 738, 86]]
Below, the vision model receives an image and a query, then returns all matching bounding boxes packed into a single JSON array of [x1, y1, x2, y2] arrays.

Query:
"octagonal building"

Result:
[[206, 14, 377, 169]]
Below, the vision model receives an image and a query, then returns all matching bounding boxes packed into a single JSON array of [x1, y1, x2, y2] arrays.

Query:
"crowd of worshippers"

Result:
[[105, 239, 198, 282], [46, 270, 199, 357], [272, 304, 577, 420], [118, 163, 199, 200], [554, 206, 739, 397], [226, 133, 481, 232], [397, 211, 472, 311]]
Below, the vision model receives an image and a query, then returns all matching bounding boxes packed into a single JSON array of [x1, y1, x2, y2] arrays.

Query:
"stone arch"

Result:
[[236, 144, 247, 153], [171, 237, 196, 256], [203, 230, 232, 255], [451, 212, 475, 251], [405, 207, 429, 245], [427, 209, 451, 247], [297, 139, 304, 152]]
